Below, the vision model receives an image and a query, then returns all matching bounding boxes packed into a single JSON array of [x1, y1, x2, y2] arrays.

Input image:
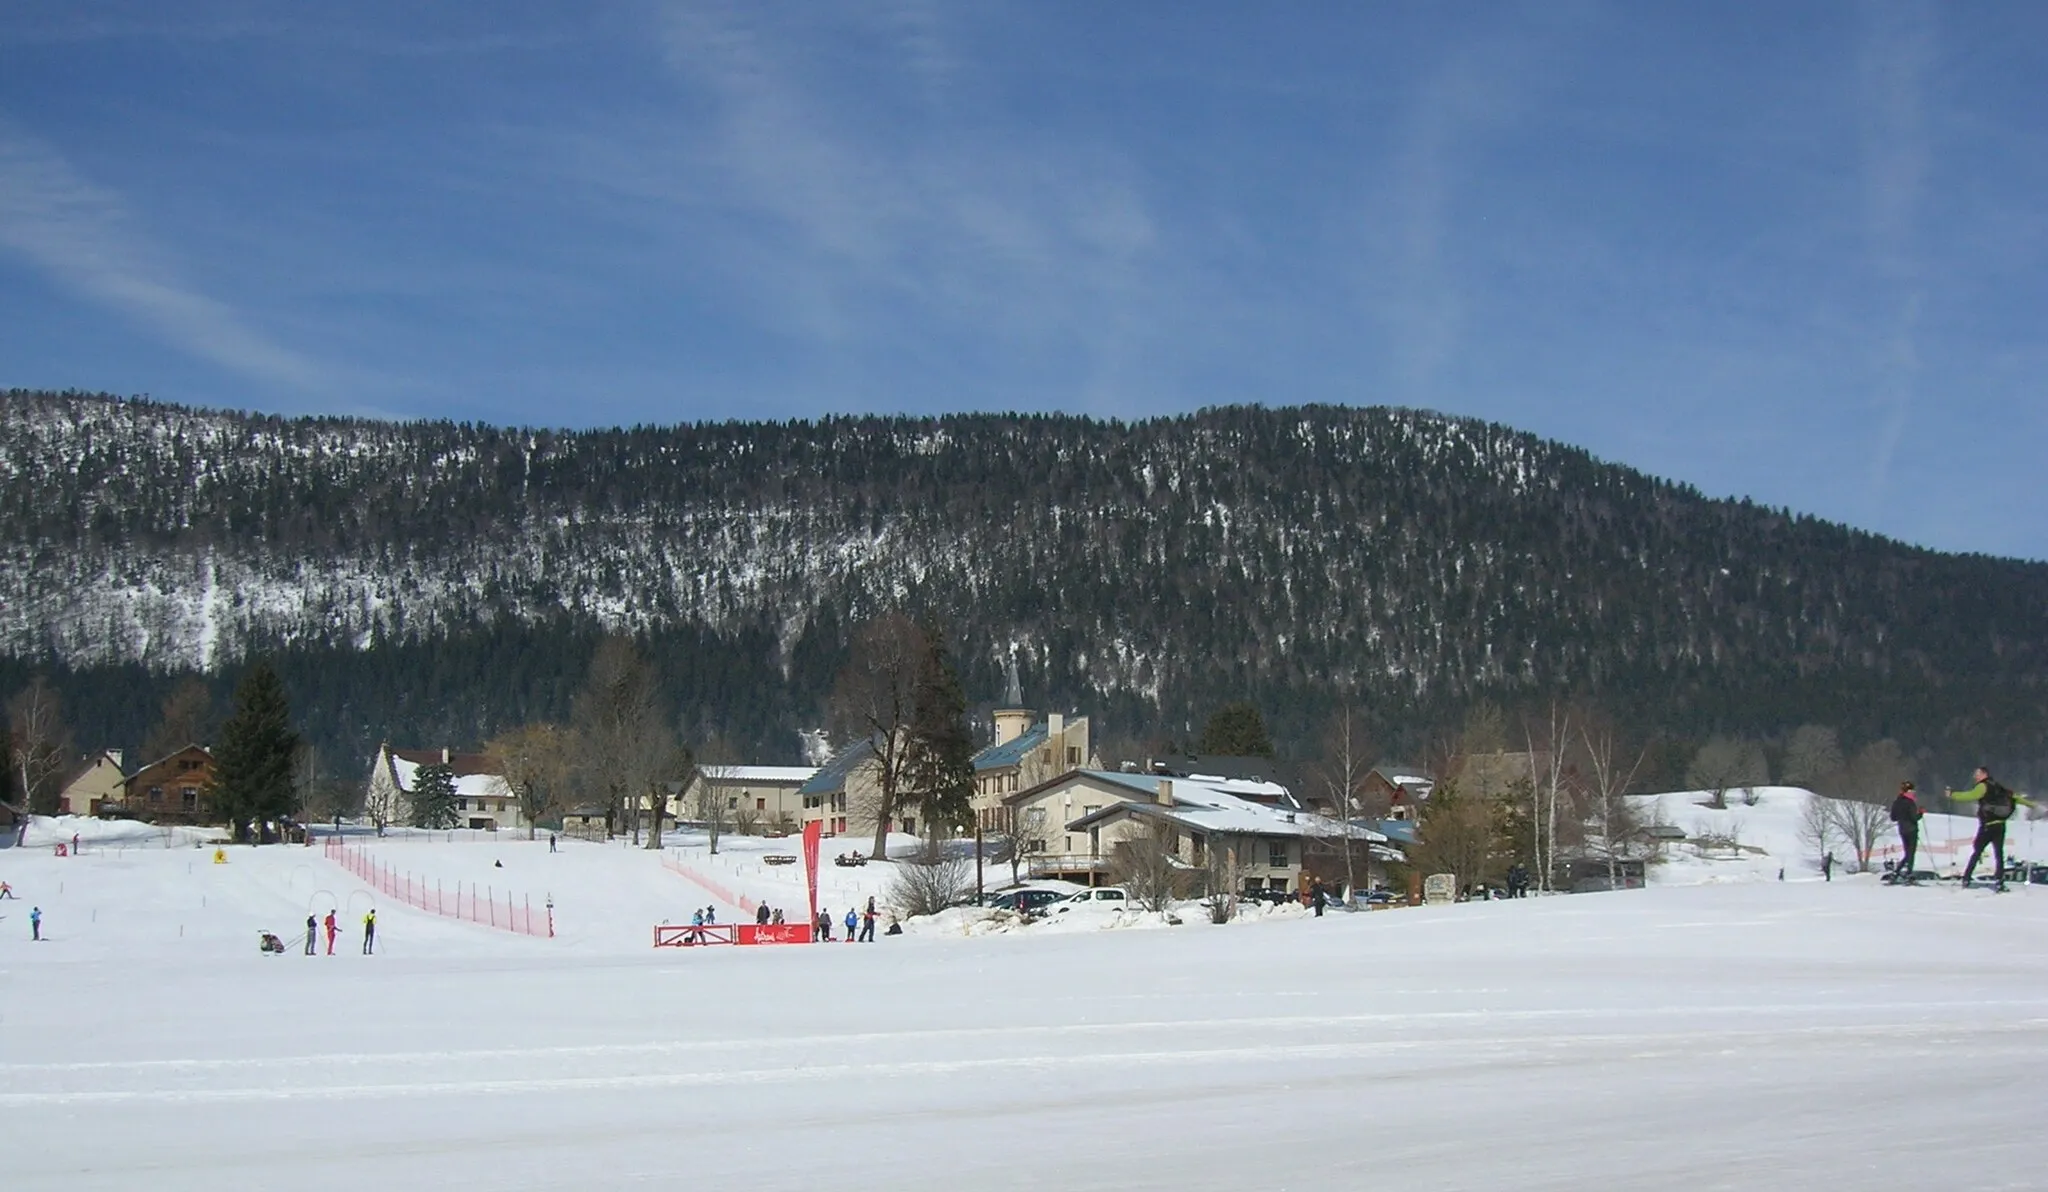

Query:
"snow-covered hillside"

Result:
[[7, 826, 2048, 1190]]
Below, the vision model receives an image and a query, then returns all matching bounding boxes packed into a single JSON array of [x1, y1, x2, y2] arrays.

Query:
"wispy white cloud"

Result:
[[1857, 0, 1936, 511], [600, 1, 1183, 412], [0, 119, 327, 392]]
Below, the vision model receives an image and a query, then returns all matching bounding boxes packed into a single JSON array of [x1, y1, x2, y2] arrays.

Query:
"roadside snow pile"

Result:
[[904, 895, 1313, 937], [1628, 786, 2007, 884]]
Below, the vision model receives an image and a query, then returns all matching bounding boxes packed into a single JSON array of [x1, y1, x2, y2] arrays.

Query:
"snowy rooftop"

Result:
[[704, 766, 819, 785], [1068, 772, 1385, 842]]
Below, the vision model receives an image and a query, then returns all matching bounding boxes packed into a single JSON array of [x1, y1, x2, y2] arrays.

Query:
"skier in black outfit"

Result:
[[1889, 782, 1923, 883], [304, 914, 318, 954], [1952, 768, 2031, 891]]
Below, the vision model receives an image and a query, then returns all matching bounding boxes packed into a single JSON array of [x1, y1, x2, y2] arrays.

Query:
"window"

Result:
[[148, 785, 164, 806], [756, 797, 766, 811], [180, 787, 198, 810], [458, 798, 469, 811], [1268, 841, 1288, 869], [1040, 749, 1052, 765], [1064, 834, 1073, 852], [902, 817, 916, 836], [1067, 747, 1080, 766], [727, 796, 739, 811]]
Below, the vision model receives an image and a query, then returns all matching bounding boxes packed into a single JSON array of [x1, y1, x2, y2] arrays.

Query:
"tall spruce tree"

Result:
[[904, 628, 976, 841], [410, 763, 459, 829], [211, 660, 301, 843], [1199, 702, 1275, 758]]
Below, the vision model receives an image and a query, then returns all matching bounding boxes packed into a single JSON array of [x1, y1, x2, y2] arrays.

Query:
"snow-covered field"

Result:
[[8, 820, 2048, 1190], [1631, 785, 2039, 883]]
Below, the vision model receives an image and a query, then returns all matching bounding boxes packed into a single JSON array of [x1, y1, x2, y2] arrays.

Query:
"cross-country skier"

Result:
[[1890, 782, 1924, 882], [362, 908, 377, 954], [304, 915, 318, 954], [1952, 767, 2032, 891], [30, 905, 42, 940], [323, 911, 338, 954]]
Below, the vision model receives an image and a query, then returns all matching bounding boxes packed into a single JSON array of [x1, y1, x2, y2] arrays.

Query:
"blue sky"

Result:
[[2, 2, 2044, 559]]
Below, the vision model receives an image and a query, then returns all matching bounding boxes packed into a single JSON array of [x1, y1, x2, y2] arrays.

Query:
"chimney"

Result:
[[1048, 712, 1064, 743], [1156, 779, 1174, 807], [108, 749, 123, 768], [441, 746, 451, 764]]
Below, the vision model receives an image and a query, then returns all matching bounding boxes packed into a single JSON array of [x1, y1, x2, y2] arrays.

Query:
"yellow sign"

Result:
[[213, 848, 228, 865]]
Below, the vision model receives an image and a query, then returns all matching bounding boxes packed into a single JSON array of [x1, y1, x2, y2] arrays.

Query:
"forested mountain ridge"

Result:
[[3, 389, 2044, 780]]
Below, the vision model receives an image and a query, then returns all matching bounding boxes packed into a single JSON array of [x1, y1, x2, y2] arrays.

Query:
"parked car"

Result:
[[1239, 887, 1295, 906], [1051, 887, 1130, 912], [988, 888, 1069, 913]]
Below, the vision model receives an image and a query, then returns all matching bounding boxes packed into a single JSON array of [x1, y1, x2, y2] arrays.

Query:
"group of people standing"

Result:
[[1887, 766, 2031, 891], [299, 909, 376, 954], [814, 897, 882, 942]]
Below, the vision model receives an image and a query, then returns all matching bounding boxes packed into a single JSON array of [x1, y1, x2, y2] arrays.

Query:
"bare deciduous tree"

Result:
[[1203, 838, 1242, 924], [484, 722, 569, 840], [885, 848, 974, 918], [1309, 703, 1374, 897], [829, 614, 926, 860], [1110, 817, 1186, 912], [1687, 737, 1769, 809], [1580, 716, 1649, 890], [8, 677, 72, 816], [1781, 725, 1846, 793], [141, 677, 214, 765], [1524, 702, 1577, 893], [570, 637, 665, 842]]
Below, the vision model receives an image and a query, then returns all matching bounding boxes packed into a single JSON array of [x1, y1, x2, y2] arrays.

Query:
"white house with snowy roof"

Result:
[[365, 744, 522, 833], [1002, 769, 1392, 893]]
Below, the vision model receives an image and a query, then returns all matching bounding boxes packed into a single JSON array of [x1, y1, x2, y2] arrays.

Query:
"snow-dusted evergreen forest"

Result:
[[3, 390, 2044, 777]]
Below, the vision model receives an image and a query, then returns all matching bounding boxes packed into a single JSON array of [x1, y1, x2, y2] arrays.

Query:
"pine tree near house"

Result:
[[410, 763, 459, 830], [904, 628, 976, 842], [211, 659, 301, 843]]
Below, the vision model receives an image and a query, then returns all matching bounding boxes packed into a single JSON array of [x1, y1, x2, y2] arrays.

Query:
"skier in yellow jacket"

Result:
[[1949, 767, 2033, 891]]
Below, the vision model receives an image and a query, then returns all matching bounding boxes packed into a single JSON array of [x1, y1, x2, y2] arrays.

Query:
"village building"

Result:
[[696, 765, 817, 834], [365, 744, 522, 832], [1363, 765, 1435, 821], [58, 749, 126, 818], [123, 745, 215, 823], [1003, 769, 1393, 893]]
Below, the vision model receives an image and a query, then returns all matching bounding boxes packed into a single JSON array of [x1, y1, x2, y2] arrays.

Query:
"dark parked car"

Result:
[[988, 888, 1069, 913]]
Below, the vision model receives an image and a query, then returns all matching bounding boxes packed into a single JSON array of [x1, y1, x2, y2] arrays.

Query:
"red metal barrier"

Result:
[[653, 922, 813, 947], [322, 838, 551, 939]]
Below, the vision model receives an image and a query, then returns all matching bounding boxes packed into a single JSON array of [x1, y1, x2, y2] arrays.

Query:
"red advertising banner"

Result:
[[736, 922, 814, 945], [802, 820, 823, 929]]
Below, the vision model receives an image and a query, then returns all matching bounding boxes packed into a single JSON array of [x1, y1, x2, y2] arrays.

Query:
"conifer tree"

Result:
[[1199, 702, 1275, 758], [410, 763, 458, 830], [211, 659, 301, 843], [904, 627, 976, 841]]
